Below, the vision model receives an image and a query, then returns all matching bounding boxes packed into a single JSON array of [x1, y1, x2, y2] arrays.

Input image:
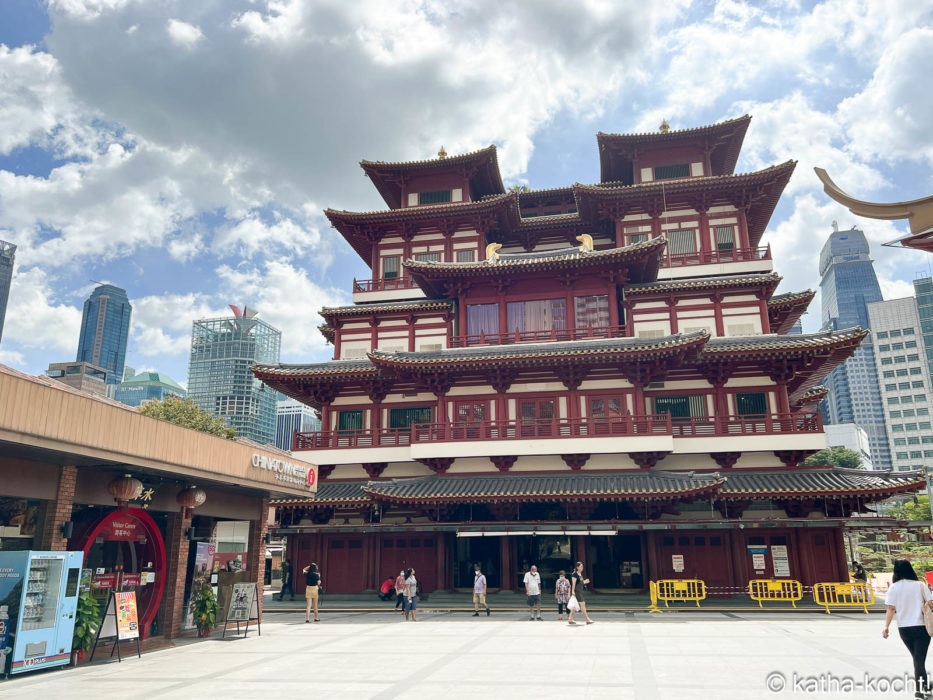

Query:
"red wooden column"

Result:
[[736, 207, 751, 248], [758, 296, 770, 333], [631, 382, 646, 417], [572, 535, 587, 569], [436, 533, 448, 590], [499, 536, 513, 591], [730, 527, 750, 588], [38, 465, 77, 551], [698, 209, 710, 257], [775, 382, 791, 414], [667, 297, 679, 333], [833, 527, 848, 581], [645, 531, 660, 583], [369, 317, 379, 351], [712, 293, 725, 336]]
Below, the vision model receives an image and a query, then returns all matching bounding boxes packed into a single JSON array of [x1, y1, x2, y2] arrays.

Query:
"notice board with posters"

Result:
[[226, 582, 256, 622]]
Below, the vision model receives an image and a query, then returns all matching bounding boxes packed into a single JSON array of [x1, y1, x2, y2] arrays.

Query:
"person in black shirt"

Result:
[[302, 563, 322, 623], [567, 561, 595, 626], [278, 559, 294, 601]]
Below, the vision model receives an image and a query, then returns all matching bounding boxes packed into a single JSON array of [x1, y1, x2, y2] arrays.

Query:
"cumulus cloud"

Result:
[[1, 267, 82, 353], [130, 292, 230, 359], [166, 19, 204, 49]]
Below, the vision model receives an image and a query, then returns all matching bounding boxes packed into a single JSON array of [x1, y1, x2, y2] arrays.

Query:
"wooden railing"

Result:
[[450, 325, 627, 348], [292, 412, 821, 451], [662, 245, 771, 268], [352, 277, 419, 293]]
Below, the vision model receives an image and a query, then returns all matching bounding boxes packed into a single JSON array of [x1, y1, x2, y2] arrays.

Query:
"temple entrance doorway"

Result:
[[587, 534, 644, 590], [514, 535, 573, 592], [454, 536, 500, 589]]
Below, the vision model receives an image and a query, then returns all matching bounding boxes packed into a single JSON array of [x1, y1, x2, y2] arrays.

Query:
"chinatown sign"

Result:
[[251, 453, 316, 489]]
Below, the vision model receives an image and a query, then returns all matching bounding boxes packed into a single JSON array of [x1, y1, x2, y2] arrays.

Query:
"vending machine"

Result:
[[0, 550, 84, 676]]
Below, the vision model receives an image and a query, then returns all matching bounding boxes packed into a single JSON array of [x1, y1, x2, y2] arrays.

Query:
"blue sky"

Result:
[[1, 0, 932, 387]]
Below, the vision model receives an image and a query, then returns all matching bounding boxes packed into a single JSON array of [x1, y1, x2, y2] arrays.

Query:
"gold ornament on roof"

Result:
[[438, 145, 447, 159], [659, 120, 670, 134], [576, 233, 594, 252], [485, 242, 503, 261]]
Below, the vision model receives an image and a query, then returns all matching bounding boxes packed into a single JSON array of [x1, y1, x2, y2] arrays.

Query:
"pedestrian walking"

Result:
[[394, 569, 406, 613], [567, 561, 594, 625], [277, 558, 295, 601], [883, 559, 933, 699], [302, 562, 322, 623], [555, 570, 571, 620], [403, 568, 418, 622], [523, 564, 542, 620], [472, 567, 490, 617]]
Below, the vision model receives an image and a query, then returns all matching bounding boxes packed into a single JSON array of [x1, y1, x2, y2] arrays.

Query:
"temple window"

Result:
[[456, 249, 475, 263], [574, 295, 610, 329], [714, 225, 736, 251], [735, 392, 768, 416], [337, 410, 364, 431], [667, 229, 697, 255], [651, 394, 707, 421], [654, 163, 690, 180], [520, 399, 556, 422], [455, 401, 488, 424], [418, 189, 452, 205], [415, 252, 442, 262], [506, 298, 567, 333], [382, 255, 400, 279], [467, 303, 499, 336], [389, 406, 433, 430], [589, 396, 625, 420]]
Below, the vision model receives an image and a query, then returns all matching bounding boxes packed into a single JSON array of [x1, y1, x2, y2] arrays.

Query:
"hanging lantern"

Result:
[[108, 474, 143, 510], [176, 485, 207, 518]]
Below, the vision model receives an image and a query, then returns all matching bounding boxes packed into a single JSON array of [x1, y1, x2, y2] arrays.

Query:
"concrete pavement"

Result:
[[0, 610, 920, 700]]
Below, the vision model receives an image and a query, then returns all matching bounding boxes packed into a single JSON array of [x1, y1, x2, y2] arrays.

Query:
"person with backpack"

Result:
[[302, 562, 322, 623], [883, 559, 933, 699]]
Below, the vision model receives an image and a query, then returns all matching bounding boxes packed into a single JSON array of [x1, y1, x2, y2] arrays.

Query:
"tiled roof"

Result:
[[365, 471, 724, 503], [325, 192, 516, 223], [625, 272, 781, 295], [598, 115, 751, 145], [768, 290, 816, 307], [721, 468, 925, 498], [274, 481, 370, 507], [767, 289, 816, 334], [701, 328, 868, 356], [320, 299, 453, 319], [252, 360, 377, 379], [360, 145, 498, 172], [368, 331, 709, 370]]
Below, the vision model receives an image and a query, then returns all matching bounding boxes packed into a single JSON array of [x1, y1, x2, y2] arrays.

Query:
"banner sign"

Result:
[[115, 591, 140, 640], [99, 514, 142, 541], [227, 582, 256, 622]]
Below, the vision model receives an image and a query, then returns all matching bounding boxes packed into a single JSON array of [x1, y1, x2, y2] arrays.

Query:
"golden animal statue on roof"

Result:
[[575, 233, 594, 252], [485, 242, 503, 261]]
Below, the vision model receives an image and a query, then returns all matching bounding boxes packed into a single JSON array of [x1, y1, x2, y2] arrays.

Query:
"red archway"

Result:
[[76, 508, 167, 640]]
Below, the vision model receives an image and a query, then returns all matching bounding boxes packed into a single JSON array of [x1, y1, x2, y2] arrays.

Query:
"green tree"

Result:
[[889, 495, 932, 521], [507, 184, 530, 193], [139, 396, 237, 439], [801, 446, 864, 470]]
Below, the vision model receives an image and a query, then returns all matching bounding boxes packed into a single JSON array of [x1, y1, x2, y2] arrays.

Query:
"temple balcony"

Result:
[[292, 412, 823, 465], [351, 277, 426, 304], [450, 325, 627, 348], [657, 245, 772, 280]]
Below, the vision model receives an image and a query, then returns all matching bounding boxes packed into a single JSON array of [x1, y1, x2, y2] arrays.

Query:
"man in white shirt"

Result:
[[524, 565, 542, 621]]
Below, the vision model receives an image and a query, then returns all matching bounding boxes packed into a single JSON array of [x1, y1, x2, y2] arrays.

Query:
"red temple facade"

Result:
[[254, 116, 923, 596]]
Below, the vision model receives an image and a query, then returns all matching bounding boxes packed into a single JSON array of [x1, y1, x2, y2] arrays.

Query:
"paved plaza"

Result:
[[1, 610, 924, 699]]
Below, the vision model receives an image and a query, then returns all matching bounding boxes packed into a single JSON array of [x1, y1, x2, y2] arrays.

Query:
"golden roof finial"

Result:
[[659, 120, 670, 134], [438, 145, 447, 159]]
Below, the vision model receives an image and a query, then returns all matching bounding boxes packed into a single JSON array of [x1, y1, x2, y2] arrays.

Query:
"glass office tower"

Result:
[[76, 284, 132, 387], [914, 277, 933, 379], [0, 240, 15, 345], [819, 226, 889, 468], [187, 308, 281, 445]]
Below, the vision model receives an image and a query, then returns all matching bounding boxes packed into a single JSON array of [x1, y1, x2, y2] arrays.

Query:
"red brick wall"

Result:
[[160, 511, 191, 639], [37, 465, 77, 551], [247, 498, 270, 617]]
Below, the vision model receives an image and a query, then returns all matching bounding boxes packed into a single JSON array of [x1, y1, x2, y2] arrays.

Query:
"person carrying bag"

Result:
[[883, 559, 933, 699]]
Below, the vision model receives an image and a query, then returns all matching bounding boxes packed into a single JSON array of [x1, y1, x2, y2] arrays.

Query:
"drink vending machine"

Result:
[[0, 551, 85, 677]]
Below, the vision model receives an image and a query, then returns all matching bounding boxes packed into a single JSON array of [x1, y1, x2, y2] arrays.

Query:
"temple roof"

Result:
[[273, 466, 924, 508], [320, 298, 454, 321], [360, 145, 505, 209], [767, 290, 816, 334], [253, 359, 377, 380], [597, 115, 752, 183], [404, 238, 665, 296], [792, 385, 829, 410], [625, 272, 781, 297], [368, 331, 709, 372], [700, 327, 868, 358], [574, 161, 796, 248]]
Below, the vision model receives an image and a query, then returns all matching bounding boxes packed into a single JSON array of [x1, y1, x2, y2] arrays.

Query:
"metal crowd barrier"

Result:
[[648, 579, 707, 612], [812, 581, 875, 614], [748, 579, 804, 608]]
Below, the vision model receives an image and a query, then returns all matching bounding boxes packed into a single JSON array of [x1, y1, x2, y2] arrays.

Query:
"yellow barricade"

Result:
[[812, 581, 875, 614], [648, 579, 707, 612], [748, 579, 803, 608]]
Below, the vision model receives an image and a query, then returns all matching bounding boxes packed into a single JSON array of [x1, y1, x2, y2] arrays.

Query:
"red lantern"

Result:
[[176, 486, 207, 518], [107, 474, 143, 510]]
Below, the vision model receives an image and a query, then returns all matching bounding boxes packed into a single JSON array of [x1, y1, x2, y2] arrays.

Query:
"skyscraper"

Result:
[[76, 284, 132, 387], [113, 369, 186, 407], [187, 305, 280, 445], [275, 397, 321, 451], [819, 225, 889, 468], [913, 276, 933, 379], [0, 239, 15, 345], [867, 296, 933, 473]]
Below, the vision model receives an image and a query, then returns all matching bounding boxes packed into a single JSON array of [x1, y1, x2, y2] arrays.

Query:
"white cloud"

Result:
[[166, 19, 204, 49], [1, 267, 82, 353], [0, 348, 26, 367]]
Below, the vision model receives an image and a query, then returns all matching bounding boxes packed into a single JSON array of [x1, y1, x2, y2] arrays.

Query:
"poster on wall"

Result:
[[227, 582, 256, 622], [747, 546, 768, 572], [672, 554, 685, 573], [771, 545, 791, 577], [183, 542, 215, 631]]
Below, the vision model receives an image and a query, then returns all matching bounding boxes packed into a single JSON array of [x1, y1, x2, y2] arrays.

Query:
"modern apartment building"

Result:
[[914, 276, 933, 379], [867, 296, 933, 473], [819, 226, 889, 469]]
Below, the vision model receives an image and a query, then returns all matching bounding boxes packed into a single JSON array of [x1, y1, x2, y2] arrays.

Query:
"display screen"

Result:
[[65, 568, 80, 597]]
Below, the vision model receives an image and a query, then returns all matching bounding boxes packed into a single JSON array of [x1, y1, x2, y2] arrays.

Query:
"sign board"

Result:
[[747, 546, 768, 571], [771, 545, 791, 577], [91, 573, 118, 589], [115, 591, 140, 640], [250, 453, 317, 490], [672, 554, 684, 573], [227, 582, 256, 622], [99, 514, 143, 541]]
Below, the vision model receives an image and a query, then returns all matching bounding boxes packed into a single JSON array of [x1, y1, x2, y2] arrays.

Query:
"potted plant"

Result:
[[71, 591, 101, 663], [193, 583, 218, 637]]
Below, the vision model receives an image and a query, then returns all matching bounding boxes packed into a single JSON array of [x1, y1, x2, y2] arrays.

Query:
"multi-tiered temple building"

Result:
[[254, 116, 923, 595]]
